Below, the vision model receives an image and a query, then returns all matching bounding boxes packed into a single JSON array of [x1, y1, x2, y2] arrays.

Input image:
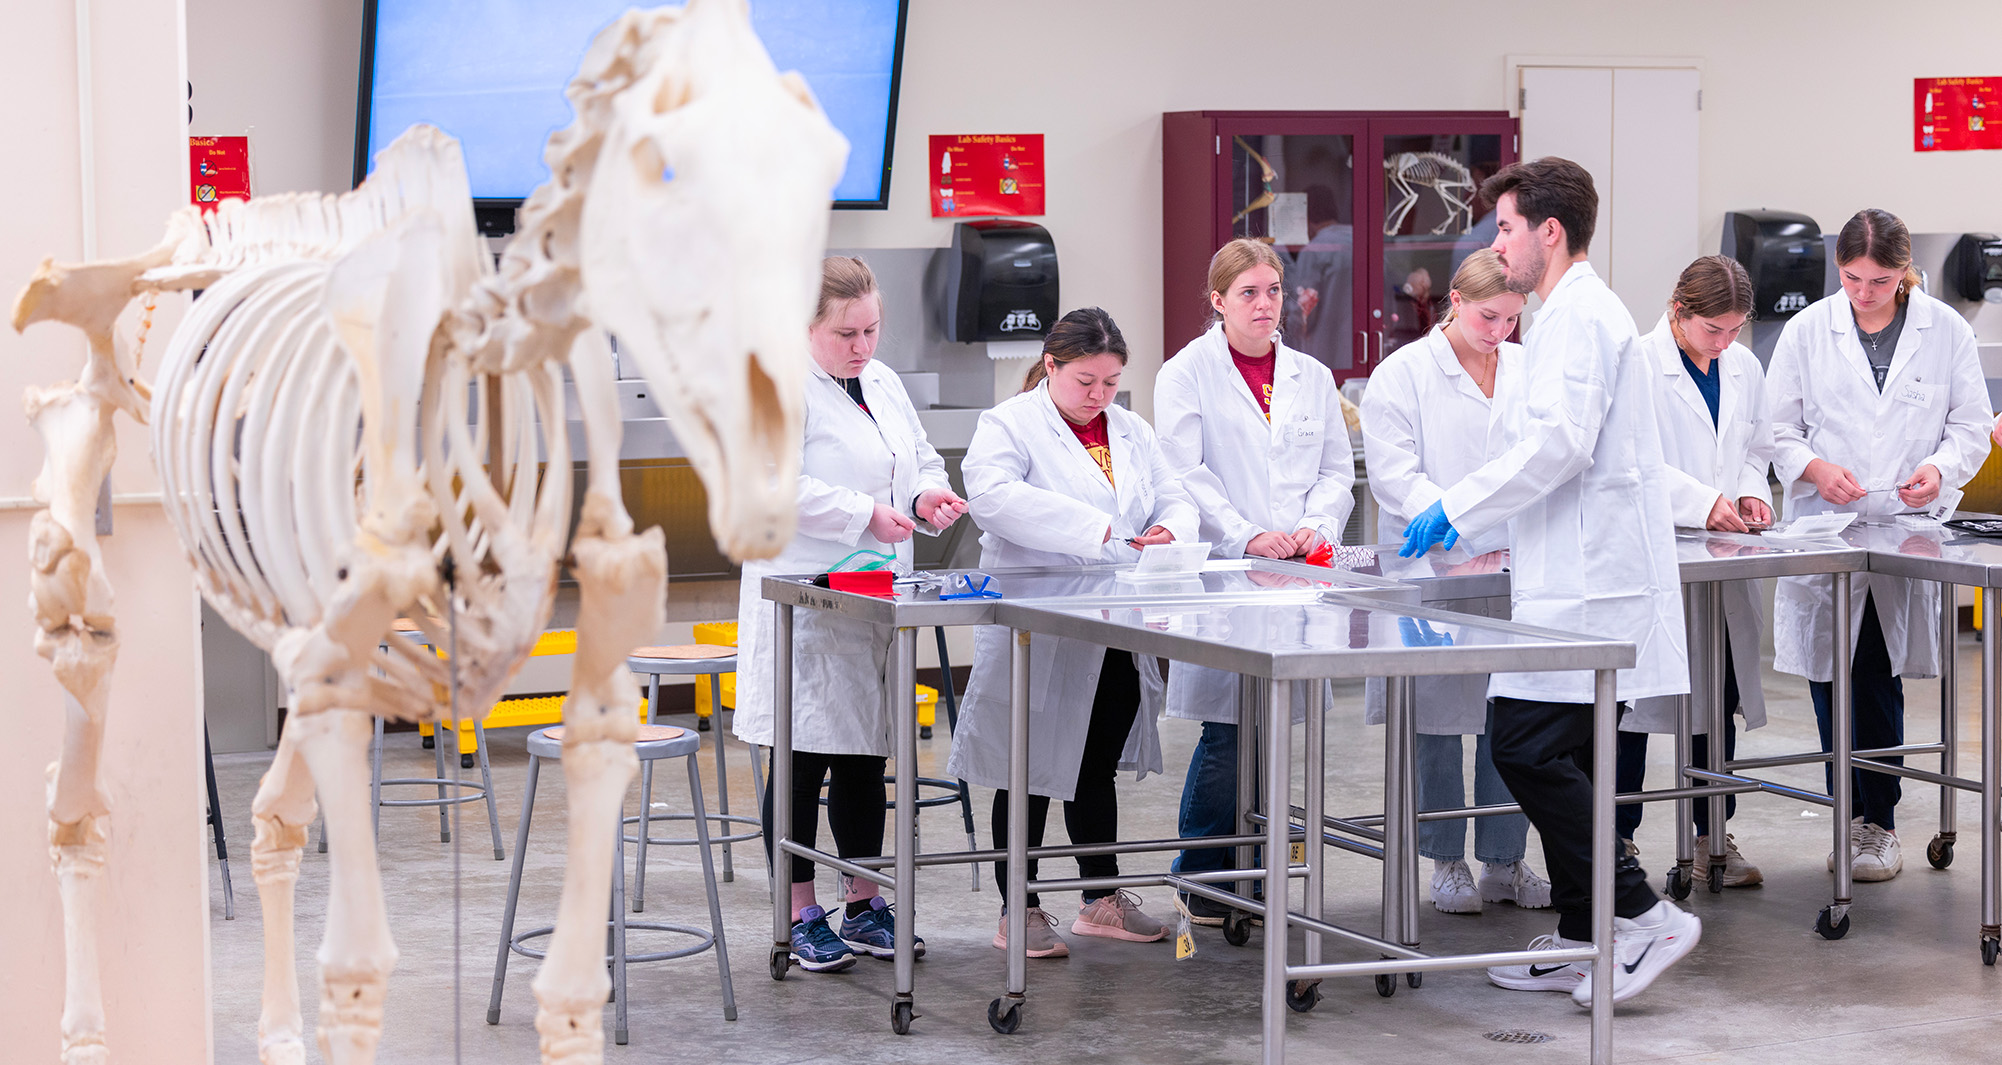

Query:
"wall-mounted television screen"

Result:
[[355, 0, 907, 226]]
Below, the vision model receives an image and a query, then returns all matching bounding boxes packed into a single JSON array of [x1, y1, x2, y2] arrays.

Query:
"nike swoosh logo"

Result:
[[1622, 940, 1653, 974], [1527, 964, 1572, 977]]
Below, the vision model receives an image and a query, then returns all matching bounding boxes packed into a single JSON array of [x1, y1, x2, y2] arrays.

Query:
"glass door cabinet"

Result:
[[1163, 111, 1517, 383]]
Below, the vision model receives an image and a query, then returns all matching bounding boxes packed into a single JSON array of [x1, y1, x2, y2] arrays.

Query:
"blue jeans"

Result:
[[1172, 722, 1242, 876], [1415, 729, 1529, 864]]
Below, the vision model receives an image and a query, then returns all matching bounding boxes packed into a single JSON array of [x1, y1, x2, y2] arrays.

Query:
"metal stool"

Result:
[[203, 720, 235, 920], [489, 725, 736, 1045], [626, 646, 765, 895], [324, 621, 505, 859]]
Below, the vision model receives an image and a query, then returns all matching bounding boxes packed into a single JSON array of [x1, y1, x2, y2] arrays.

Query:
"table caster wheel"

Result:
[[1374, 974, 1396, 998], [920, 725, 934, 740], [1708, 864, 1724, 894], [769, 951, 790, 981], [988, 997, 1022, 1034], [1406, 972, 1422, 989], [461, 753, 476, 770], [1285, 980, 1321, 1013], [1928, 836, 1955, 869], [891, 999, 915, 1035], [1983, 938, 1999, 967], [1223, 912, 1252, 947], [1815, 906, 1850, 940], [1664, 866, 1692, 900]]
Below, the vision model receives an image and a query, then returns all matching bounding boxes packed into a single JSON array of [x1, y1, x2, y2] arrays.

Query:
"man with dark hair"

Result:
[[1400, 156, 1699, 1008]]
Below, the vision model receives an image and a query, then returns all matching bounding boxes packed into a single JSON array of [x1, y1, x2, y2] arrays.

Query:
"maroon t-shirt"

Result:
[[1066, 412, 1114, 486], [1229, 343, 1275, 420]]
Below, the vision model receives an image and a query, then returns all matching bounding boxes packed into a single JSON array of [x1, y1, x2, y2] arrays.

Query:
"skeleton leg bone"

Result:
[[249, 724, 318, 1065], [294, 709, 399, 1065]]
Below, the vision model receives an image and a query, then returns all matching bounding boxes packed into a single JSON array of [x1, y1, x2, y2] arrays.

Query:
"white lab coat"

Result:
[[945, 383, 1199, 800], [1359, 326, 1522, 733], [1767, 288, 1992, 682], [1154, 324, 1356, 724], [1439, 262, 1689, 704], [732, 359, 951, 756], [1625, 316, 1776, 732]]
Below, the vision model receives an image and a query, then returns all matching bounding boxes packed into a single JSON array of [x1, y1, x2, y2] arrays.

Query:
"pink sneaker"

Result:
[[992, 907, 1069, 958], [1072, 890, 1168, 942]]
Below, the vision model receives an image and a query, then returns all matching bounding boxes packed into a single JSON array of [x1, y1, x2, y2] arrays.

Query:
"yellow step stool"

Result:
[[689, 621, 938, 728]]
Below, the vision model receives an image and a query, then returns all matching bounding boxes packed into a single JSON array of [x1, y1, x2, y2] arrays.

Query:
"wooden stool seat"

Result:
[[630, 644, 736, 661], [540, 724, 689, 745]]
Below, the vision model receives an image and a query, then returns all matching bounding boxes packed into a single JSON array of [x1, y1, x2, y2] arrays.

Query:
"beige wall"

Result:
[[189, 0, 2002, 415], [0, 1, 209, 1061]]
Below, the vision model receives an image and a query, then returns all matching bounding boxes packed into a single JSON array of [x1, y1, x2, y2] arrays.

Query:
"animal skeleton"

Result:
[[1382, 151, 1475, 237], [10, 2, 846, 1063]]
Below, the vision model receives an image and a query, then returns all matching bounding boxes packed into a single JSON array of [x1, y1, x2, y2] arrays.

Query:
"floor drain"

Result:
[[1483, 1029, 1553, 1044]]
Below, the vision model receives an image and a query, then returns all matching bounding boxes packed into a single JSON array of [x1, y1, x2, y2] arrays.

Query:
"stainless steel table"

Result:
[[996, 589, 1635, 1065], [1837, 519, 2002, 963], [759, 559, 1414, 1033]]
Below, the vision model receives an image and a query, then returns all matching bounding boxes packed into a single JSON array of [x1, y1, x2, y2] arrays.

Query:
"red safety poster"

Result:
[[930, 134, 1044, 218], [189, 136, 252, 208], [1915, 78, 2002, 151]]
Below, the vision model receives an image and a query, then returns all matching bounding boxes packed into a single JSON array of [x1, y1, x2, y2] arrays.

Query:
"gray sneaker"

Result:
[[1072, 890, 1168, 942], [992, 907, 1069, 958]]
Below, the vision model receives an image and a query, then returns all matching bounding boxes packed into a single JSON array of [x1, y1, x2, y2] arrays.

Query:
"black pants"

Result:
[[1617, 637, 1741, 840], [1808, 594, 1905, 830], [761, 749, 887, 885], [1491, 695, 1661, 941], [993, 650, 1142, 908]]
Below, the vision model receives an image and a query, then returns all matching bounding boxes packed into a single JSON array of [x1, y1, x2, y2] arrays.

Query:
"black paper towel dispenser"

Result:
[[1948, 233, 2002, 303], [1723, 210, 1825, 320], [945, 220, 1059, 342]]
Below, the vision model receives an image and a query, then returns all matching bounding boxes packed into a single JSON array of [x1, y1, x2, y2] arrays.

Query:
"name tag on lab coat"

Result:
[[1894, 381, 1937, 408], [1285, 419, 1325, 444]]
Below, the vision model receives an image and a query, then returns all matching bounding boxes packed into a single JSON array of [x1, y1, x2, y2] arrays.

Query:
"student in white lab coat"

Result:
[[1401, 158, 1700, 1007], [734, 257, 969, 972], [947, 307, 1199, 958], [1153, 238, 1355, 924], [1361, 249, 1551, 915], [1768, 209, 1992, 882], [1616, 255, 1773, 888]]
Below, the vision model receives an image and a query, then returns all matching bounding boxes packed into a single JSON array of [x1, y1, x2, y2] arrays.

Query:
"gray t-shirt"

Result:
[[1854, 301, 1908, 391]]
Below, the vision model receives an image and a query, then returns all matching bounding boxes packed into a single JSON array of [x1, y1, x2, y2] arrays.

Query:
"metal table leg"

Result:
[[1260, 677, 1293, 1065], [1706, 582, 1728, 891], [770, 603, 794, 978], [1981, 587, 1999, 964], [1237, 674, 1260, 917], [1397, 677, 1420, 958], [1672, 585, 1697, 897], [990, 629, 1031, 1033], [1823, 573, 1854, 937], [891, 627, 918, 1034], [1379, 675, 1406, 987], [1934, 586, 1959, 869], [1591, 669, 1615, 1064], [1302, 681, 1326, 973]]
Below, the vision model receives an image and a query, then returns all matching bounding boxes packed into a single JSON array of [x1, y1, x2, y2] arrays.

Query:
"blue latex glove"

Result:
[[1398, 500, 1459, 557], [1398, 617, 1455, 648]]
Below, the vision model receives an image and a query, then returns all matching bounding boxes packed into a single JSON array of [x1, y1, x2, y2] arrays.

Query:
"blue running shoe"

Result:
[[790, 905, 857, 973], [839, 897, 926, 960]]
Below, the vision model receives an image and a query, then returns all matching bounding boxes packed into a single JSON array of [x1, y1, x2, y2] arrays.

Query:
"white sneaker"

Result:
[[1693, 833, 1763, 888], [1570, 900, 1702, 1008], [1487, 932, 1590, 992], [1480, 860, 1553, 909], [1828, 817, 1865, 872], [1853, 824, 1903, 882], [1430, 859, 1481, 914]]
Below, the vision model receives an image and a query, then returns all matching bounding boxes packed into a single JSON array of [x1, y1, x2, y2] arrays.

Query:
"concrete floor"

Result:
[[206, 636, 2002, 1064]]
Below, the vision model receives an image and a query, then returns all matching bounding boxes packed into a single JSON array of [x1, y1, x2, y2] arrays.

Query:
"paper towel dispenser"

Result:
[[1948, 232, 2002, 303], [1722, 210, 1825, 319], [945, 220, 1059, 342]]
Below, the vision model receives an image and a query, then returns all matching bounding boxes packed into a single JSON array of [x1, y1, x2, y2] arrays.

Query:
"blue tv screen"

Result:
[[356, 0, 907, 209]]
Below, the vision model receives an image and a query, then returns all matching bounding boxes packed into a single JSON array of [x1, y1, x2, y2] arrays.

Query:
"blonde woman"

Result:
[[1361, 250, 1549, 914], [1153, 238, 1354, 922]]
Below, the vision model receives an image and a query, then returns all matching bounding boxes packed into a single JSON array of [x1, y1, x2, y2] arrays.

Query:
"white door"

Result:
[[1519, 64, 1701, 325]]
